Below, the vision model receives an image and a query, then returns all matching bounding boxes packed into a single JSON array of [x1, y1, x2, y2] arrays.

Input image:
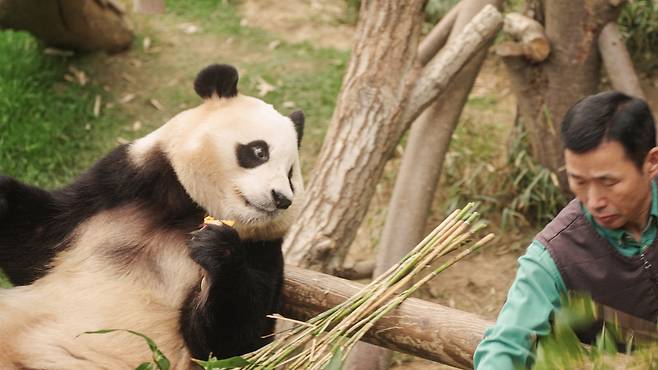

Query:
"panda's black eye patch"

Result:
[[236, 140, 269, 168]]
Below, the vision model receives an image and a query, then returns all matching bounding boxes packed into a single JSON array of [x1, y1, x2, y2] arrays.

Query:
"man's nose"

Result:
[[586, 186, 607, 211]]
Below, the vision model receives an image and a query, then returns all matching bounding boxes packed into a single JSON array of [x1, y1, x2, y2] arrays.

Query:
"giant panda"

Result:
[[0, 64, 305, 369]]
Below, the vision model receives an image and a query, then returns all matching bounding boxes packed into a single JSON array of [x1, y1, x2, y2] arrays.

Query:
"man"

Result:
[[473, 91, 658, 369]]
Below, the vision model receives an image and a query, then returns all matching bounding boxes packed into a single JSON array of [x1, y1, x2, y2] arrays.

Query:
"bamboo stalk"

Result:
[[241, 204, 493, 369]]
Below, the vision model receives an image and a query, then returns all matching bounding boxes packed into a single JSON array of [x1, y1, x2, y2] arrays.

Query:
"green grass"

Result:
[[164, 0, 348, 173], [0, 31, 120, 188]]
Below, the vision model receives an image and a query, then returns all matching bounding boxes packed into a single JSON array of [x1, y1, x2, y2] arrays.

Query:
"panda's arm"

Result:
[[181, 223, 283, 360], [0, 176, 62, 285]]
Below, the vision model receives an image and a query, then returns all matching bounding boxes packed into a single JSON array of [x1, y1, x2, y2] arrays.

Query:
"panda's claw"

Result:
[[188, 223, 243, 272]]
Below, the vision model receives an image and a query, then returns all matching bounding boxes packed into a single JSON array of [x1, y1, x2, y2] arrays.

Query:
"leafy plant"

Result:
[[532, 293, 658, 370], [193, 355, 250, 369], [618, 0, 658, 71], [501, 125, 566, 230], [442, 119, 566, 233]]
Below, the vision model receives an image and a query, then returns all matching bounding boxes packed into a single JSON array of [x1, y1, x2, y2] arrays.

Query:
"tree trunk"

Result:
[[0, 0, 133, 52], [280, 265, 493, 369], [282, 0, 427, 271], [345, 2, 503, 369], [501, 0, 623, 189], [598, 22, 645, 99], [283, 3, 503, 272]]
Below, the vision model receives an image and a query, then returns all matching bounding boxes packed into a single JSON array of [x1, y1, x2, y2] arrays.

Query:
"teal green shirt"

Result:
[[473, 182, 658, 370]]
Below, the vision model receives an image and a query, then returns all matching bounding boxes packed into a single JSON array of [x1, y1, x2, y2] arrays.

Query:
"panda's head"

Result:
[[133, 64, 305, 239]]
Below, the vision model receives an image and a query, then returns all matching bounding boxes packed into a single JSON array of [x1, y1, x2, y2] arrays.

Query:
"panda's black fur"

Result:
[[0, 64, 301, 367], [0, 145, 203, 286]]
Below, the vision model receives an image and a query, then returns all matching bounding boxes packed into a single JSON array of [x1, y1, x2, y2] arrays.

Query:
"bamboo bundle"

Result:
[[200, 203, 494, 369]]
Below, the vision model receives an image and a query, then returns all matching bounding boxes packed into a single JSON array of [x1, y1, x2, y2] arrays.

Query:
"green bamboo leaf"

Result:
[[82, 329, 171, 370], [324, 348, 343, 370], [192, 356, 250, 369], [135, 362, 154, 370], [595, 324, 619, 355]]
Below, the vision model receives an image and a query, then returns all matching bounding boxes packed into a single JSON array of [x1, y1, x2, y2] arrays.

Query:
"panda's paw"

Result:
[[189, 223, 243, 272]]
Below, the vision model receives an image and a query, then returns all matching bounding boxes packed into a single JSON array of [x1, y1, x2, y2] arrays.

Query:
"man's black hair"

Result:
[[561, 90, 656, 169]]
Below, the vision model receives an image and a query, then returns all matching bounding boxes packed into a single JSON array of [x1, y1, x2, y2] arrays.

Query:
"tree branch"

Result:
[[401, 5, 503, 126], [496, 12, 550, 62], [416, 1, 463, 65]]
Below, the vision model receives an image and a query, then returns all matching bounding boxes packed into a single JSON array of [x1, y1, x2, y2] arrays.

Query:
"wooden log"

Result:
[[0, 0, 133, 52], [598, 22, 645, 99], [496, 12, 550, 62], [280, 265, 494, 369]]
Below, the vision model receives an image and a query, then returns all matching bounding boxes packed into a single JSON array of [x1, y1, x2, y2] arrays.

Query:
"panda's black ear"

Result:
[[194, 64, 239, 99], [289, 111, 304, 148]]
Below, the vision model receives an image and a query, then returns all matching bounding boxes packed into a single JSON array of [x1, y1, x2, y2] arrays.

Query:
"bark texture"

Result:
[[280, 265, 493, 369], [283, 2, 503, 273], [497, 12, 550, 62], [0, 0, 133, 52], [501, 0, 623, 188], [283, 0, 427, 271], [345, 2, 503, 369]]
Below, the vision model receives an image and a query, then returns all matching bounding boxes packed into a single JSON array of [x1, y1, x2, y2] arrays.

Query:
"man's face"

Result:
[[565, 140, 658, 231]]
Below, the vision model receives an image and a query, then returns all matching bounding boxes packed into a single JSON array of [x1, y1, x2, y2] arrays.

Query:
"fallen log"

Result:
[[280, 265, 494, 369]]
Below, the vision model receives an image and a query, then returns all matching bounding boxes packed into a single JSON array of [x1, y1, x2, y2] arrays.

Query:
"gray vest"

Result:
[[536, 199, 658, 342]]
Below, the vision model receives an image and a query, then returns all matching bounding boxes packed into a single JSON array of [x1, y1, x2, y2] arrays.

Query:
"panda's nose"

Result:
[[272, 190, 292, 209]]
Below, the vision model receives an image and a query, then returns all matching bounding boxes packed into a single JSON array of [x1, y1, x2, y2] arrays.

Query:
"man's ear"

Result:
[[645, 147, 658, 178]]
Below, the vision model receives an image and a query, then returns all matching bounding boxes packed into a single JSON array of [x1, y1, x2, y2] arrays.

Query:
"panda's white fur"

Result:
[[0, 206, 197, 369], [0, 64, 304, 369]]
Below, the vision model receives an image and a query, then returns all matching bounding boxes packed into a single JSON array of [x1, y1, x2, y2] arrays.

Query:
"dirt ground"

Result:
[[85, 1, 658, 368]]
